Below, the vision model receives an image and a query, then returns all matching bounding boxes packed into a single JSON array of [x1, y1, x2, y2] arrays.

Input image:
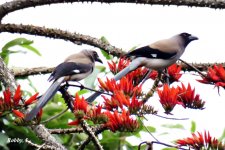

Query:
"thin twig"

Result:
[[41, 108, 69, 124], [67, 83, 113, 96], [151, 141, 190, 150], [139, 118, 159, 142], [179, 59, 207, 78], [153, 114, 189, 120]]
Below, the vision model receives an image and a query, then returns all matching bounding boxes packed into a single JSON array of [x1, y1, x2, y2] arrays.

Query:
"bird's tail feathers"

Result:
[[25, 77, 64, 121], [86, 91, 102, 103]]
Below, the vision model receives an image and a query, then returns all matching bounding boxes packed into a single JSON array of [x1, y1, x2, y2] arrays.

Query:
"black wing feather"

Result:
[[48, 62, 92, 82], [126, 46, 177, 59]]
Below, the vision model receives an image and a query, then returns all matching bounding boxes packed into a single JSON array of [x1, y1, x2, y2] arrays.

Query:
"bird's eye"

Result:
[[181, 33, 190, 37]]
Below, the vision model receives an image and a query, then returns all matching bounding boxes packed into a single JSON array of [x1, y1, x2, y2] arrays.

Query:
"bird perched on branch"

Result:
[[25, 49, 102, 121], [86, 32, 198, 102]]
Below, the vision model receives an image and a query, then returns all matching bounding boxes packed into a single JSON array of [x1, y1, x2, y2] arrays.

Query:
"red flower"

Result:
[[68, 120, 80, 126], [13, 85, 22, 106], [129, 94, 143, 114], [105, 110, 139, 132], [102, 91, 129, 110], [73, 93, 88, 114], [157, 84, 182, 114], [88, 105, 108, 124], [108, 58, 130, 74], [178, 83, 205, 109], [12, 109, 25, 118], [148, 70, 158, 80], [167, 64, 182, 82], [197, 64, 225, 89], [3, 88, 11, 106], [24, 93, 39, 106], [69, 93, 89, 126], [176, 131, 225, 150]]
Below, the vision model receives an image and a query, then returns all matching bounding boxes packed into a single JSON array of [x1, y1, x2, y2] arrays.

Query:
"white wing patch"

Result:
[[72, 69, 80, 73], [151, 54, 157, 58]]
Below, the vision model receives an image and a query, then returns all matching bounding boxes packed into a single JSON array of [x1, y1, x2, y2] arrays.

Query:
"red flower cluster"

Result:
[[0, 85, 39, 119], [69, 93, 140, 132], [158, 83, 205, 114], [198, 64, 225, 88], [98, 77, 142, 97], [178, 83, 205, 109], [176, 131, 225, 150], [105, 110, 139, 132], [102, 91, 143, 114]]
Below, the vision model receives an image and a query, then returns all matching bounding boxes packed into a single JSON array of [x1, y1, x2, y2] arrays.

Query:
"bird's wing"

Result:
[[126, 46, 177, 59], [48, 62, 93, 82]]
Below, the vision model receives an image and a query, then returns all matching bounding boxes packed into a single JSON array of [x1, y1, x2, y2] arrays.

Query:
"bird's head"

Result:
[[86, 50, 103, 63], [179, 32, 199, 47]]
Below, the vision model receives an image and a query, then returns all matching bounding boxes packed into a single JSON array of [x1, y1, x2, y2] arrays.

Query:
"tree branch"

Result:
[[79, 120, 104, 150], [0, 0, 225, 22], [0, 23, 124, 57], [0, 57, 17, 91], [12, 62, 225, 78], [13, 67, 54, 78]]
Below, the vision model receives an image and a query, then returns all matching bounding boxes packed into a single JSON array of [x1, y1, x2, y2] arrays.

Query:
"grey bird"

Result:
[[25, 50, 102, 121], [86, 32, 198, 102]]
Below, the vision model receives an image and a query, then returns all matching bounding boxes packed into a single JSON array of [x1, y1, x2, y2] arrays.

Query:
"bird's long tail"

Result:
[[86, 58, 143, 103], [25, 77, 64, 121]]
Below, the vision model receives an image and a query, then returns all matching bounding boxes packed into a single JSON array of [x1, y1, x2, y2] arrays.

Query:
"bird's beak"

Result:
[[96, 57, 103, 63], [189, 35, 199, 41]]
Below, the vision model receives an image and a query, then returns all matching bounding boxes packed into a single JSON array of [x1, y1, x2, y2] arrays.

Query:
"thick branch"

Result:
[[0, 23, 124, 57], [0, 0, 225, 22], [13, 67, 54, 78], [0, 57, 17, 91], [12, 62, 225, 78]]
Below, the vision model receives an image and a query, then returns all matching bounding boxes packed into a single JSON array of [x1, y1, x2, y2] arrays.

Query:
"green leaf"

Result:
[[77, 89, 89, 95], [190, 121, 196, 133], [100, 36, 113, 60], [20, 44, 41, 56], [0, 38, 41, 65], [161, 124, 185, 130], [2, 38, 33, 51], [96, 65, 106, 73], [145, 126, 156, 133], [100, 49, 112, 60]]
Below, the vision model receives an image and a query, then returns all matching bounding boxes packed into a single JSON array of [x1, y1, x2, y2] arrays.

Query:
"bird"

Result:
[[25, 49, 102, 121], [86, 32, 198, 102]]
